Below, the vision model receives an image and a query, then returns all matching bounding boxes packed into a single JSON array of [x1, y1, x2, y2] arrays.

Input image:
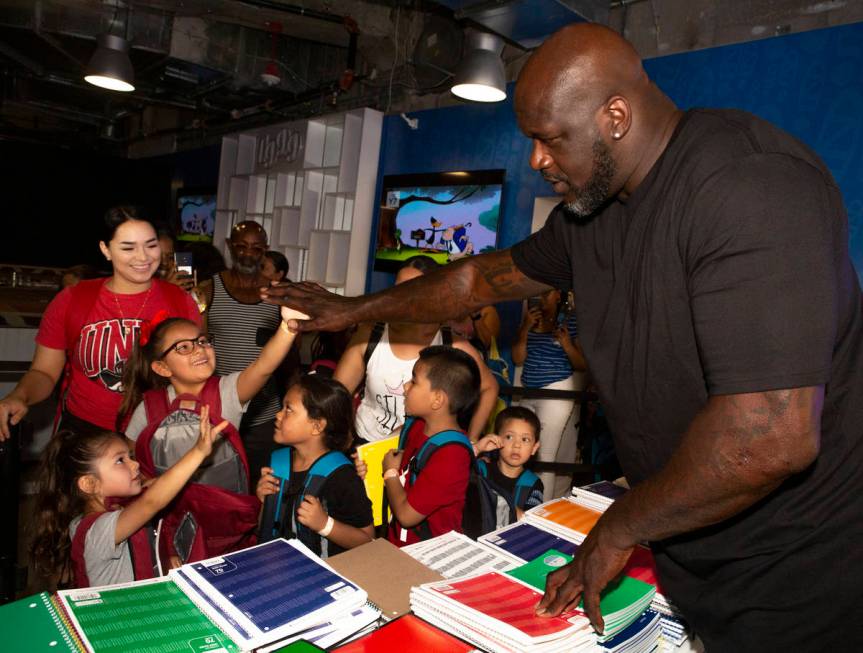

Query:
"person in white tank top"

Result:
[[334, 257, 499, 443]]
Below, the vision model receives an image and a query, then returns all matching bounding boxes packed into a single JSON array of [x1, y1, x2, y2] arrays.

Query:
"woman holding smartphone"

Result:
[[0, 206, 201, 439], [512, 288, 586, 500]]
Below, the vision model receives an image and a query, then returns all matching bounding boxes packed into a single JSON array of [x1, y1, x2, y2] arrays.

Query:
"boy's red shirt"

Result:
[[386, 417, 471, 547]]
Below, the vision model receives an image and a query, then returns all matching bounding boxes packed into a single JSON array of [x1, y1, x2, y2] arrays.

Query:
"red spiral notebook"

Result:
[[424, 572, 582, 639], [332, 614, 474, 652]]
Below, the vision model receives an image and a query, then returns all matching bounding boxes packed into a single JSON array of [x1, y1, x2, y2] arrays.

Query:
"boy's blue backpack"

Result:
[[383, 417, 476, 541], [463, 458, 542, 539], [259, 447, 352, 558]]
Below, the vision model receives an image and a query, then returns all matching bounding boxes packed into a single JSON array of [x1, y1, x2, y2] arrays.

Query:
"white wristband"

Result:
[[383, 468, 399, 480], [317, 515, 335, 538]]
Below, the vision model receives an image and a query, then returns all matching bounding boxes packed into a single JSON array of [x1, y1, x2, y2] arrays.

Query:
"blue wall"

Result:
[[368, 21, 863, 346]]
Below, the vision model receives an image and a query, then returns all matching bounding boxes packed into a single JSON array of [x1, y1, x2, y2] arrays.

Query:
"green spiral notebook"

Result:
[[0, 591, 84, 652], [56, 577, 240, 653]]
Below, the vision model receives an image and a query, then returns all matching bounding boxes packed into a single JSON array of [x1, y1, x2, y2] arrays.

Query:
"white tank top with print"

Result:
[[355, 324, 444, 442]]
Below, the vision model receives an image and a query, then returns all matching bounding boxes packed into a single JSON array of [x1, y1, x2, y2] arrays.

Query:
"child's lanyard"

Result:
[[398, 456, 412, 543]]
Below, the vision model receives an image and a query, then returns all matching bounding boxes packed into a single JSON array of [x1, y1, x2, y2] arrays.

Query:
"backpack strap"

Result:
[[476, 458, 489, 478], [409, 429, 475, 486], [440, 325, 453, 346], [71, 510, 156, 588], [362, 322, 387, 368], [513, 468, 542, 509], [303, 451, 352, 496], [259, 447, 293, 543], [136, 387, 173, 477], [397, 416, 416, 451], [405, 429, 474, 541]]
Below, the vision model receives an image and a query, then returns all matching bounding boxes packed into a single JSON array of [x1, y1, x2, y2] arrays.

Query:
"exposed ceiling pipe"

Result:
[[234, 0, 346, 26], [33, 0, 86, 70], [4, 99, 104, 126], [0, 42, 46, 76]]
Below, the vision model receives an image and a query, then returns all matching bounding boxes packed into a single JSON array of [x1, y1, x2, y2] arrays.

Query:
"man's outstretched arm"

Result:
[[538, 385, 823, 632], [260, 248, 551, 332]]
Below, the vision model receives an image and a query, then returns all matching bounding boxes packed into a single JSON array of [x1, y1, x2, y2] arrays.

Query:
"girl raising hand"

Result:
[[30, 406, 227, 589]]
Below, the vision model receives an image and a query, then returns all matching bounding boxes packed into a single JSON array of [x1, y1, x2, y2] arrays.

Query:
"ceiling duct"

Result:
[[434, 0, 609, 48]]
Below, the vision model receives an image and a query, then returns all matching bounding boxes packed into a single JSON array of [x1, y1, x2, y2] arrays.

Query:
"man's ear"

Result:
[[150, 359, 173, 379], [77, 473, 99, 496]]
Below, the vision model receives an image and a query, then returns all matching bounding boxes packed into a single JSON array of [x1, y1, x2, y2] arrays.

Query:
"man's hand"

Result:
[[262, 281, 358, 333], [382, 449, 404, 474], [536, 519, 635, 635]]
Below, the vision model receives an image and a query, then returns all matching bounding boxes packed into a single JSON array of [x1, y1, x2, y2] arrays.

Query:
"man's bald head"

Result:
[[228, 220, 268, 275], [515, 23, 646, 120], [514, 23, 678, 214], [230, 220, 268, 243]]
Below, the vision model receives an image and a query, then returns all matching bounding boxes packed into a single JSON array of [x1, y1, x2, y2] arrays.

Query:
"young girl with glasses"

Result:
[[114, 306, 303, 566]]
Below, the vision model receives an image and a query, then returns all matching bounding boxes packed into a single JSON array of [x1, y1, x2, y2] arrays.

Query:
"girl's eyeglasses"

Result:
[[160, 334, 215, 358]]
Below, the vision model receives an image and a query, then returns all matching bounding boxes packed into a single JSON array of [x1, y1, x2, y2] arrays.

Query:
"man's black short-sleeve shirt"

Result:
[[512, 109, 863, 650]]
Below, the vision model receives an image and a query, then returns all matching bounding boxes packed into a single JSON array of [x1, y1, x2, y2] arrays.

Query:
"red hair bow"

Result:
[[139, 310, 171, 346]]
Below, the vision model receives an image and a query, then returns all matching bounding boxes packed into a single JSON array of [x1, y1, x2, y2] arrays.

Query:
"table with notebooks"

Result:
[[0, 482, 696, 653]]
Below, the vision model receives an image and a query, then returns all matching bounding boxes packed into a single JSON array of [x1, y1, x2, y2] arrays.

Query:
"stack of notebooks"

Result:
[[411, 571, 596, 652], [525, 497, 604, 540], [402, 529, 521, 578], [506, 549, 656, 645], [571, 481, 628, 512], [479, 520, 583, 563], [4, 539, 379, 653], [600, 609, 663, 653], [622, 546, 690, 649]]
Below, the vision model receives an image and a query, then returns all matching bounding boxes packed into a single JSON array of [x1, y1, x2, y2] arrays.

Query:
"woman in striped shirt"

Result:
[[512, 288, 586, 500]]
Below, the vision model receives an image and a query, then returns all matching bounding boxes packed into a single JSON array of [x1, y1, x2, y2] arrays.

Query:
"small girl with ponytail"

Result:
[[30, 414, 226, 588], [116, 306, 302, 566]]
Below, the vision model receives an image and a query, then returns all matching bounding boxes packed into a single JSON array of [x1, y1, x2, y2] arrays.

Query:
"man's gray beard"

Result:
[[234, 262, 259, 275], [563, 139, 616, 218]]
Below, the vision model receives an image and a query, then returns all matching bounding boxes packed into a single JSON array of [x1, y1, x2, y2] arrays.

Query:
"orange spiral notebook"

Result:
[[525, 497, 603, 537]]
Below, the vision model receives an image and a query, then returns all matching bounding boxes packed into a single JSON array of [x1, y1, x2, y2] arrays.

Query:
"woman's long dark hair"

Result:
[[295, 375, 355, 452], [116, 317, 197, 430], [29, 429, 120, 579]]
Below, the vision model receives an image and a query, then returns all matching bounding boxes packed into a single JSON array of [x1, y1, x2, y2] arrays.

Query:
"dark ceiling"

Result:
[[0, 1, 440, 155]]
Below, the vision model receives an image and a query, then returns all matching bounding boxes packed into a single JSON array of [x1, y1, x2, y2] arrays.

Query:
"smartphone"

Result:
[[174, 251, 193, 276], [527, 296, 541, 310]]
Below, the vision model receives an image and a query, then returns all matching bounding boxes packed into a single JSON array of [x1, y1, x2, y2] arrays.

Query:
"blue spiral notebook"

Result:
[[478, 521, 582, 563], [170, 538, 368, 651]]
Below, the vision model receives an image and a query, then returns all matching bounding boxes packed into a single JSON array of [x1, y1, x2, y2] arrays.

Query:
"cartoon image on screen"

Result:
[[177, 194, 216, 242], [374, 170, 504, 270]]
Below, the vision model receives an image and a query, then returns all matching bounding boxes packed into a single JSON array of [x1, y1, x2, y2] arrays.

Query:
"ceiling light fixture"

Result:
[[451, 30, 507, 103], [85, 32, 135, 92]]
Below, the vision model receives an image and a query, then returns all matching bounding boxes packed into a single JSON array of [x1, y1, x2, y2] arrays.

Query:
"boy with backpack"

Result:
[[379, 346, 480, 546], [465, 406, 544, 538]]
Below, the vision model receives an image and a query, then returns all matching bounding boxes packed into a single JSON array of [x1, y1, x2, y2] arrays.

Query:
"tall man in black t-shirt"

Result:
[[262, 23, 863, 651]]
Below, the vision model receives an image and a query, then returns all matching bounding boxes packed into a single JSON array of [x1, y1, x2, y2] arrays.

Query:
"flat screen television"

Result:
[[176, 191, 217, 243], [373, 169, 505, 272]]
